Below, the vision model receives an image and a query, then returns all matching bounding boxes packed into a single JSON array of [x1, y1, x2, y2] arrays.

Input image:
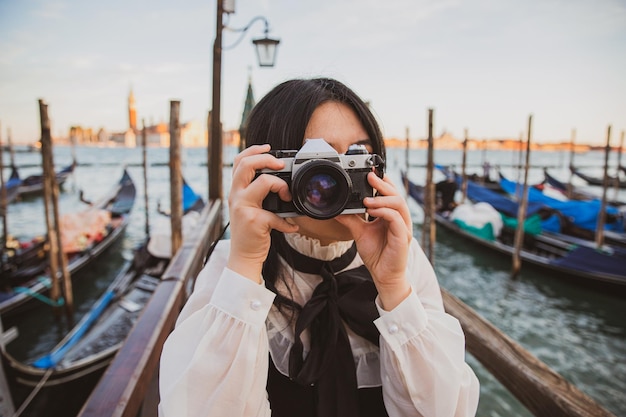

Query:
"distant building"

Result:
[[97, 128, 108, 143], [411, 132, 464, 149], [110, 128, 137, 147], [122, 90, 207, 147], [223, 129, 239, 147], [180, 121, 205, 147], [135, 120, 205, 147], [435, 131, 462, 150], [382, 133, 595, 153], [144, 122, 168, 146], [69, 126, 97, 144], [128, 88, 137, 132]]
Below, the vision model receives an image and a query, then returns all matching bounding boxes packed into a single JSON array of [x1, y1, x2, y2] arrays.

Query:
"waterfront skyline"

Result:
[[1, 0, 625, 146]]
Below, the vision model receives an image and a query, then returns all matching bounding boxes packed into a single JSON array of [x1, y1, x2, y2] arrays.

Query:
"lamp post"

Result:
[[209, 1, 280, 200]]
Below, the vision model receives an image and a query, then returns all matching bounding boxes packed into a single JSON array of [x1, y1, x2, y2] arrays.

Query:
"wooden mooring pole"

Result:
[[40, 139, 61, 309], [618, 130, 624, 170], [169, 101, 183, 256], [595, 125, 611, 248], [209, 0, 224, 201], [7, 128, 15, 170], [0, 122, 8, 248], [511, 115, 532, 278], [567, 128, 576, 199], [612, 130, 623, 202], [422, 109, 436, 264], [403, 126, 410, 191], [404, 126, 410, 174], [515, 131, 523, 194], [39, 99, 73, 318], [142, 119, 150, 238], [481, 139, 487, 170], [461, 128, 468, 203]]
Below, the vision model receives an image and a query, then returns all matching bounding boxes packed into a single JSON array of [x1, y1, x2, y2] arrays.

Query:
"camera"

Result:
[[255, 138, 385, 220]]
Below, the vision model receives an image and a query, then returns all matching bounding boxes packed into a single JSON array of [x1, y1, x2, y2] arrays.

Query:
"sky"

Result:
[[1, 0, 625, 145]]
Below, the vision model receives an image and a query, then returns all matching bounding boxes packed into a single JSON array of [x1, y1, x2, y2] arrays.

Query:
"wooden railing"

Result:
[[442, 290, 614, 417], [77, 200, 223, 417], [77, 198, 615, 417]]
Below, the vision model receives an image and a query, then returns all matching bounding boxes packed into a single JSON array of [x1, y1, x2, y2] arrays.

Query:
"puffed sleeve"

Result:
[[374, 238, 480, 417], [158, 240, 276, 417]]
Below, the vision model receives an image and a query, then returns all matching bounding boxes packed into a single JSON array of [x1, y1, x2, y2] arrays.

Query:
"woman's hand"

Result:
[[335, 172, 413, 310], [227, 145, 299, 283]]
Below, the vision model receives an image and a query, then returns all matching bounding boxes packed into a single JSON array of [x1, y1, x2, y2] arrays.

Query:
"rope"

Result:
[[12, 368, 54, 417], [13, 276, 65, 307], [202, 221, 230, 267]]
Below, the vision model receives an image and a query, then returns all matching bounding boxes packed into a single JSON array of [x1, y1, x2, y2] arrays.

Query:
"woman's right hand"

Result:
[[226, 144, 299, 283]]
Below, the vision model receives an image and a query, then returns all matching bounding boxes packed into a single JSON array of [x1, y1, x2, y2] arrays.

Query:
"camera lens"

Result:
[[292, 160, 352, 220], [305, 173, 338, 209]]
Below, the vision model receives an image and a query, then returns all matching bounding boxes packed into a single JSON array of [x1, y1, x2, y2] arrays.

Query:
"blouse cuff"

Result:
[[373, 290, 428, 351], [210, 267, 276, 327]]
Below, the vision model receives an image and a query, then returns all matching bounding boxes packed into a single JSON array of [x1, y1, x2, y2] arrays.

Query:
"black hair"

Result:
[[245, 78, 385, 159], [243, 78, 386, 311]]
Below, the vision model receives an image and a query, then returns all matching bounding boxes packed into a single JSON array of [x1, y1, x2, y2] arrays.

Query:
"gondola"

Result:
[[437, 163, 503, 192], [447, 165, 626, 248], [402, 171, 626, 291], [0, 168, 136, 318], [497, 174, 626, 248], [542, 169, 596, 201], [17, 160, 77, 198], [570, 166, 626, 189], [0, 166, 22, 208], [0, 161, 77, 205], [0, 180, 205, 417]]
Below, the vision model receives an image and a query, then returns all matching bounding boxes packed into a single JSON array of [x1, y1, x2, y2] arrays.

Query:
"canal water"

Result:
[[2, 145, 625, 416]]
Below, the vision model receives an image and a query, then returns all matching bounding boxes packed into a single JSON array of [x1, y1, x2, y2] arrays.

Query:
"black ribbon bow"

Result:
[[274, 233, 380, 417]]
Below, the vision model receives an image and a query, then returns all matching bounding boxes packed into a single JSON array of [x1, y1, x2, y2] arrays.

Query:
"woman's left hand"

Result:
[[335, 172, 413, 310]]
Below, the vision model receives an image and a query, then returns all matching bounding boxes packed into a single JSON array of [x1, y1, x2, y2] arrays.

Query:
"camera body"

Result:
[[256, 138, 384, 220]]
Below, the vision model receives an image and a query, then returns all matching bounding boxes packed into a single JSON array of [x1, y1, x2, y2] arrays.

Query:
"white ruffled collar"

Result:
[[283, 232, 354, 261]]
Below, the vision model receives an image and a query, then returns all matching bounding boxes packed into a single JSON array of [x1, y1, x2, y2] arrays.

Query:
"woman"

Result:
[[159, 78, 479, 417]]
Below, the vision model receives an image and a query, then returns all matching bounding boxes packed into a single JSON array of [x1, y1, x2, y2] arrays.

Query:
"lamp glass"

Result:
[[252, 37, 280, 67]]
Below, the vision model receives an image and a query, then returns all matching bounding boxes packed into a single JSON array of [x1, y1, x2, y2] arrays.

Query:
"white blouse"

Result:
[[159, 234, 480, 417]]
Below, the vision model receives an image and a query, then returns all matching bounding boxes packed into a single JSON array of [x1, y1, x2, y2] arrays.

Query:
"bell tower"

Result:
[[128, 88, 137, 132]]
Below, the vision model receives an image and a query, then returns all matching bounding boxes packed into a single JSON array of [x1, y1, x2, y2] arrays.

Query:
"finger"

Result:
[[230, 210, 298, 249], [368, 172, 399, 196], [269, 215, 300, 234], [253, 208, 299, 234], [244, 173, 292, 205], [231, 153, 287, 191], [233, 144, 270, 162], [364, 207, 412, 241], [232, 144, 287, 183], [364, 195, 412, 230], [232, 144, 270, 171]]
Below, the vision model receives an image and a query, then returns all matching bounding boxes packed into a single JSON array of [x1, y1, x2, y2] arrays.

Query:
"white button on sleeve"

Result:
[[210, 268, 276, 327], [375, 290, 427, 352]]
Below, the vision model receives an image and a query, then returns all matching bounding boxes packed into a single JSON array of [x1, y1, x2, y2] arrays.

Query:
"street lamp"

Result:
[[209, 1, 280, 200], [253, 34, 281, 68], [226, 15, 280, 67]]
